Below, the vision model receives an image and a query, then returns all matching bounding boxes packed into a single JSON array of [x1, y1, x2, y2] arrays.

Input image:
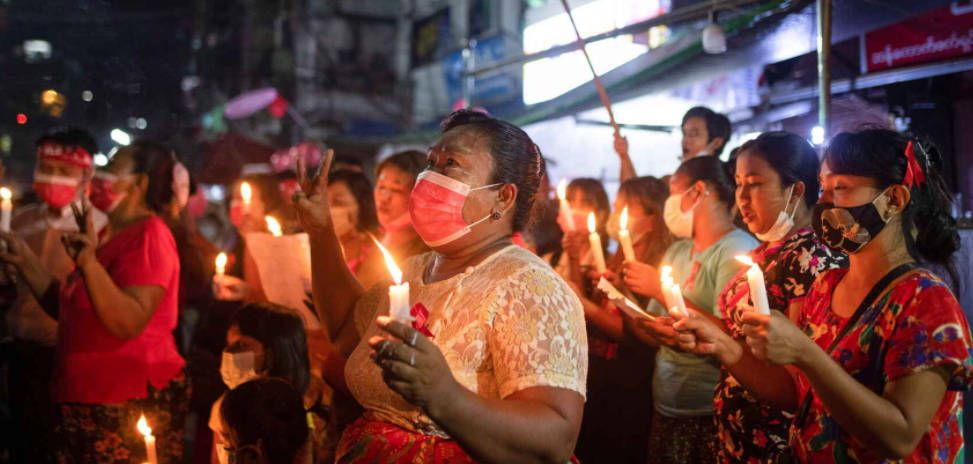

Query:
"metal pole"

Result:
[[560, 0, 619, 137], [816, 0, 832, 133]]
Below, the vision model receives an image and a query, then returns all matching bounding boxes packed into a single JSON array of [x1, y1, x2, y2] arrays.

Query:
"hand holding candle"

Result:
[[0, 187, 12, 232], [556, 179, 576, 231], [735, 255, 770, 315], [586, 212, 607, 273], [618, 206, 636, 262], [660, 265, 687, 317], [215, 252, 228, 276], [136, 414, 158, 464], [373, 237, 412, 323]]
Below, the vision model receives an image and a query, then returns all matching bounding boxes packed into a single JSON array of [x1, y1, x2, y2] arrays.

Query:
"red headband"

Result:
[[902, 141, 926, 189], [37, 143, 93, 169]]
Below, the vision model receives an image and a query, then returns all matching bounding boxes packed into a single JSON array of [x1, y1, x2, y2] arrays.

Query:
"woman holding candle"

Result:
[[294, 109, 587, 463], [550, 178, 610, 285], [620, 156, 757, 463], [0, 140, 188, 462], [571, 176, 671, 464], [668, 132, 847, 463], [680, 129, 973, 462]]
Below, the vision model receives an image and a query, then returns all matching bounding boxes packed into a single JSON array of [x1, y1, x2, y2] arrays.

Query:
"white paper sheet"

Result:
[[245, 232, 321, 329], [597, 277, 655, 320]]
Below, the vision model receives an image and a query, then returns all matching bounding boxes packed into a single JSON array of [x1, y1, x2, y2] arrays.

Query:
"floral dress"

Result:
[[793, 268, 973, 463], [714, 228, 847, 463]]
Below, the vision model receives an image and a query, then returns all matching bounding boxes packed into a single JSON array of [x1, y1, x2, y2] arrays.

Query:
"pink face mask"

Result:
[[408, 171, 501, 247]]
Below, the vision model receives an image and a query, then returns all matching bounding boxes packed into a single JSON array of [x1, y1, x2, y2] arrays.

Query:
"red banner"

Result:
[[864, 2, 973, 73]]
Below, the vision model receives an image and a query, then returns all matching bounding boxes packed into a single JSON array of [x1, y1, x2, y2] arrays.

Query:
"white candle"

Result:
[[215, 252, 228, 276], [264, 216, 283, 237], [660, 265, 687, 317], [735, 256, 770, 315], [618, 206, 636, 262], [240, 181, 253, 213], [0, 187, 12, 232], [556, 179, 576, 231], [587, 212, 607, 273], [136, 414, 158, 464], [373, 238, 413, 323]]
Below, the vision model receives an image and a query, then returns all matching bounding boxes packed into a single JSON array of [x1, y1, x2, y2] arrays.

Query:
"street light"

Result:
[[110, 129, 132, 146]]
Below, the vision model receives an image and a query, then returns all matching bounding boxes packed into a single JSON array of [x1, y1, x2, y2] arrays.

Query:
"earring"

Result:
[[491, 211, 502, 221]]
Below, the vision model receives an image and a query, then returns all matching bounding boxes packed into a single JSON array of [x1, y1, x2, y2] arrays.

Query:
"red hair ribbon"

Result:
[[902, 141, 925, 189]]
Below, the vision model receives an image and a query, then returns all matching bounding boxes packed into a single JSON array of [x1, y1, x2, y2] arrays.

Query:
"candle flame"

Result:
[[620, 206, 629, 231], [372, 237, 402, 284], [0, 187, 10, 201], [264, 216, 283, 237], [556, 179, 569, 201], [661, 265, 673, 284], [586, 212, 597, 233], [735, 255, 755, 267], [215, 252, 227, 273], [240, 182, 252, 205], [136, 414, 152, 437]]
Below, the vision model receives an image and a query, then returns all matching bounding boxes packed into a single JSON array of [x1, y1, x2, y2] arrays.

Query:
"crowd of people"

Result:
[[0, 105, 971, 464]]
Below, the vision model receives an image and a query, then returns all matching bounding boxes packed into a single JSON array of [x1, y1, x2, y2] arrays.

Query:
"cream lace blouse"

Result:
[[345, 245, 588, 438]]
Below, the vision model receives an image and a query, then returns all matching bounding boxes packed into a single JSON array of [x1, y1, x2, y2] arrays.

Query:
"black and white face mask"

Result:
[[812, 188, 895, 254]]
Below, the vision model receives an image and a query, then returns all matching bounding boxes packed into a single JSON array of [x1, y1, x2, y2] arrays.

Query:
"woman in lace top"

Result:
[[292, 109, 588, 463]]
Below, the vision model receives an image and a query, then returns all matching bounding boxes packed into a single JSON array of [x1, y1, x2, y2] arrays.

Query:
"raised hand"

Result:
[[0, 231, 39, 274], [613, 133, 629, 158], [61, 203, 97, 267], [292, 145, 335, 234]]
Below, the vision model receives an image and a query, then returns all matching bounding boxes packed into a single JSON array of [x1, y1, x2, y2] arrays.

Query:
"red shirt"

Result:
[[794, 269, 973, 463], [55, 216, 185, 404]]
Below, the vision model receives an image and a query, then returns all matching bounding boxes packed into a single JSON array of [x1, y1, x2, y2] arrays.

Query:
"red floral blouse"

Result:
[[793, 268, 973, 463]]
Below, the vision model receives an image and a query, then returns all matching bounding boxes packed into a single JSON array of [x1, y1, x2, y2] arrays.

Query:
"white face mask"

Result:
[[755, 184, 798, 243], [663, 190, 701, 239], [220, 351, 259, 390]]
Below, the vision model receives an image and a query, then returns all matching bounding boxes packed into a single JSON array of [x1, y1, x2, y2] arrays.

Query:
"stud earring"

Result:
[[491, 211, 502, 221]]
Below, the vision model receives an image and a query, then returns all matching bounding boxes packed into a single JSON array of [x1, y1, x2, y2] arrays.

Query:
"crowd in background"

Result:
[[0, 105, 970, 464]]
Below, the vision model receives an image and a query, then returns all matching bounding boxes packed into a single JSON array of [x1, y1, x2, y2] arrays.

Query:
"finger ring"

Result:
[[409, 353, 415, 366], [378, 341, 391, 357], [409, 331, 418, 347]]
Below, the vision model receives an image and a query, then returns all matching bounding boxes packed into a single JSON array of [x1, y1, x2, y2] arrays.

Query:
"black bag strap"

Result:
[[791, 263, 918, 428]]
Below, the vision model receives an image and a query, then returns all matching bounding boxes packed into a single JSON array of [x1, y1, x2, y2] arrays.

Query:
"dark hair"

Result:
[[328, 170, 380, 234], [126, 140, 180, 214], [36, 127, 99, 156], [221, 377, 308, 464], [375, 150, 426, 186], [682, 106, 731, 156], [737, 131, 821, 207], [229, 303, 310, 394], [824, 128, 959, 282], [567, 178, 610, 221], [440, 109, 543, 231], [676, 155, 735, 209]]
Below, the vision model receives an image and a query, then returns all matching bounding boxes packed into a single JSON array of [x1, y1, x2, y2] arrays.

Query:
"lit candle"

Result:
[[0, 187, 12, 232], [372, 237, 412, 323], [660, 265, 687, 317], [215, 252, 228, 276], [587, 212, 607, 273], [264, 216, 283, 237], [240, 181, 253, 213], [136, 414, 158, 464], [618, 206, 636, 262], [735, 255, 770, 315], [556, 179, 576, 231]]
